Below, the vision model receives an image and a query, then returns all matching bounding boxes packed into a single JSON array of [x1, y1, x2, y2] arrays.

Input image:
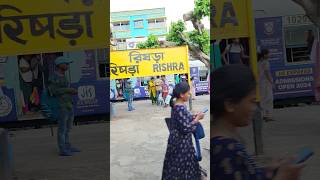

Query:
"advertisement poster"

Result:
[[196, 81, 209, 93], [255, 17, 285, 66], [272, 66, 314, 99], [71, 50, 108, 115], [190, 67, 200, 83], [72, 81, 108, 116], [133, 87, 147, 98], [256, 17, 314, 99], [80, 50, 97, 81], [0, 87, 17, 122]]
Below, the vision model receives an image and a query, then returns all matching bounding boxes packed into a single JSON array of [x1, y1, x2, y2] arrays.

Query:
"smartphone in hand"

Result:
[[202, 108, 208, 113], [293, 147, 314, 164]]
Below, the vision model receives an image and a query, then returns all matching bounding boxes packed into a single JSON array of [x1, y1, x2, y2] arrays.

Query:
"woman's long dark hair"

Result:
[[211, 64, 256, 119], [170, 82, 190, 108]]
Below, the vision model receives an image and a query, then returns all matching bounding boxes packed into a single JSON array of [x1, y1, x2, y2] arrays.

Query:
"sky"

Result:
[[110, 0, 210, 31]]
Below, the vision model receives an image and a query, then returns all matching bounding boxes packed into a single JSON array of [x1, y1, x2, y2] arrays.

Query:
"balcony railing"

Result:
[[112, 25, 130, 31], [115, 42, 127, 50], [148, 22, 166, 29]]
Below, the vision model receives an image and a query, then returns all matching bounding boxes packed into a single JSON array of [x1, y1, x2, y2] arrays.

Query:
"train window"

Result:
[[98, 63, 110, 78], [284, 25, 318, 64], [286, 47, 310, 63], [96, 48, 109, 79], [140, 77, 149, 86], [199, 70, 208, 81]]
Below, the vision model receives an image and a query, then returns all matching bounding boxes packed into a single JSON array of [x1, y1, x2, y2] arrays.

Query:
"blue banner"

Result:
[[133, 86, 147, 98], [190, 67, 200, 83], [79, 50, 98, 82], [196, 81, 209, 93], [272, 65, 314, 99], [0, 87, 17, 122], [256, 17, 315, 99], [72, 81, 109, 116], [255, 17, 285, 67]]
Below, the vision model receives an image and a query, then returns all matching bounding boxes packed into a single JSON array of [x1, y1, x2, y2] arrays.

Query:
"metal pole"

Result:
[[247, 0, 264, 155], [51, 126, 54, 137], [253, 104, 264, 155], [189, 95, 193, 111], [40, 54, 45, 89]]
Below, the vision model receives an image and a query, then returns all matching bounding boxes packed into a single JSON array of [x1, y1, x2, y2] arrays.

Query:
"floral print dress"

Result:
[[211, 136, 270, 180], [162, 105, 201, 180]]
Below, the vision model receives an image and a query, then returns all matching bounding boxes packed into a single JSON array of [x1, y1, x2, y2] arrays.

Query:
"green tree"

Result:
[[167, 0, 210, 67], [137, 35, 160, 49]]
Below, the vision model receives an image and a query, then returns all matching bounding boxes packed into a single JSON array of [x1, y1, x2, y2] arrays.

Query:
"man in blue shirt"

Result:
[[125, 79, 135, 111], [48, 57, 80, 156]]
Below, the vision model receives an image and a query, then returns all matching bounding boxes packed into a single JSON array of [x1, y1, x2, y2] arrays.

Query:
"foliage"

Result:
[[137, 35, 160, 49], [166, 20, 186, 46], [194, 0, 210, 20], [188, 29, 210, 54]]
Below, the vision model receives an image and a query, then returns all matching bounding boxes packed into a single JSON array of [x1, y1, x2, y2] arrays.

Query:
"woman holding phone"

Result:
[[162, 82, 205, 180], [211, 65, 305, 180]]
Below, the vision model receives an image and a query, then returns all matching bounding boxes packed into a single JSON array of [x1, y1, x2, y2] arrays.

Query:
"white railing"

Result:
[[148, 22, 166, 29], [112, 25, 130, 31]]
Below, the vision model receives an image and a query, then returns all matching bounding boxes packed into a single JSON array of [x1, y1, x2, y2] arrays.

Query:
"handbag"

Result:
[[194, 122, 205, 139], [194, 123, 205, 161], [164, 118, 172, 133]]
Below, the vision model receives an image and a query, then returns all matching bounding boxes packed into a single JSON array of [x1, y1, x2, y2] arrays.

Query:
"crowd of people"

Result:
[[122, 74, 196, 112], [148, 75, 170, 107]]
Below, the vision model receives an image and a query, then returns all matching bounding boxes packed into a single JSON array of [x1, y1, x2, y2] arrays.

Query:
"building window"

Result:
[[115, 39, 126, 43], [147, 18, 166, 29], [121, 21, 129, 26], [156, 18, 165, 23], [112, 21, 130, 31], [134, 20, 144, 29], [147, 18, 165, 23]]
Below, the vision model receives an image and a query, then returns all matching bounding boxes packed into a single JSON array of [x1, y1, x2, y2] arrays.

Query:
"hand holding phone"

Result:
[[293, 147, 314, 164], [202, 108, 208, 113], [272, 147, 313, 178]]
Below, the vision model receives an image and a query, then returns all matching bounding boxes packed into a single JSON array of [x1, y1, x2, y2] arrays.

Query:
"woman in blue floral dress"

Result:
[[162, 82, 205, 180]]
